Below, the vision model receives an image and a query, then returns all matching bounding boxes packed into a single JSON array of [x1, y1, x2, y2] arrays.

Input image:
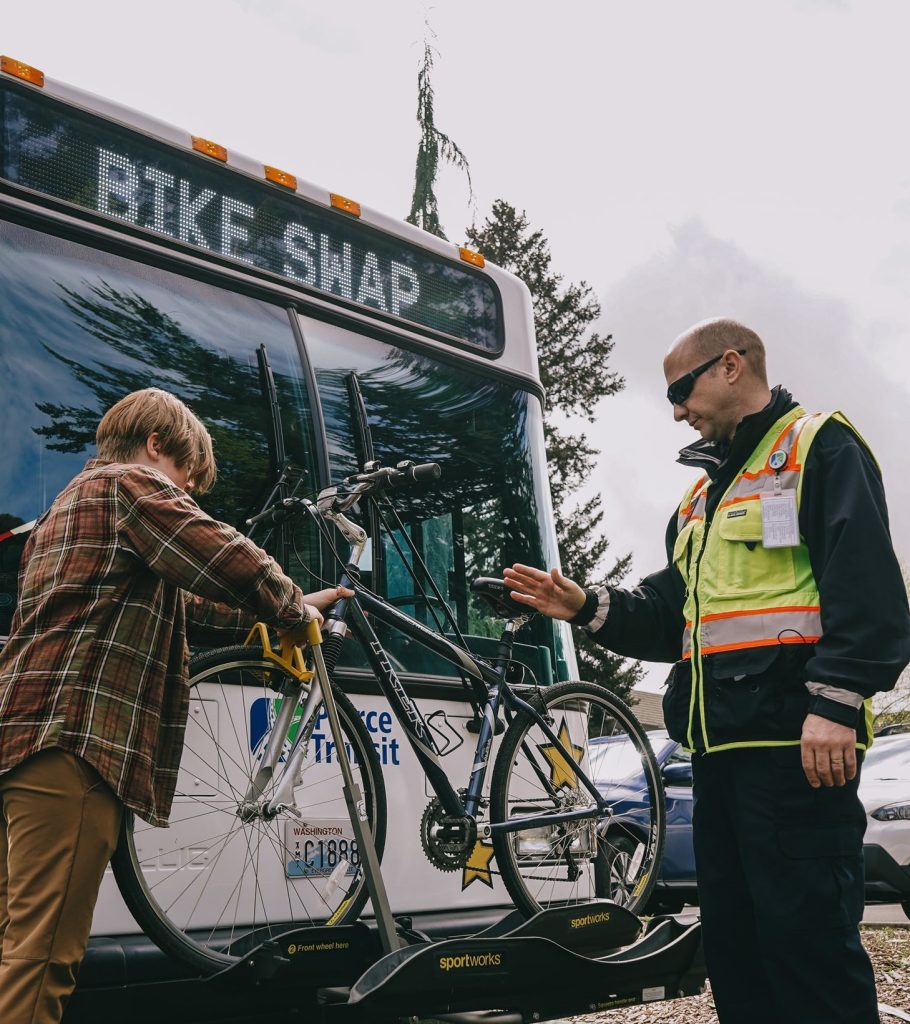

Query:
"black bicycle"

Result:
[[111, 459, 666, 974]]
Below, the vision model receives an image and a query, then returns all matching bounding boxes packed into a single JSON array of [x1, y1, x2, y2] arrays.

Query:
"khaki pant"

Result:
[[0, 749, 122, 1024]]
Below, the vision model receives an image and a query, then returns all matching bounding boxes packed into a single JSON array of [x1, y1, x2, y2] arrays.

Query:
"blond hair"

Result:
[[96, 389, 216, 493]]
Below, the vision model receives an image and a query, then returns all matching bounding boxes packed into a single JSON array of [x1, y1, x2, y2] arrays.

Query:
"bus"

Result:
[[0, 52, 578, 1016]]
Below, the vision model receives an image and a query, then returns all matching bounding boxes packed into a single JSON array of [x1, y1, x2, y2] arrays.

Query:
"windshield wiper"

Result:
[[256, 344, 291, 565]]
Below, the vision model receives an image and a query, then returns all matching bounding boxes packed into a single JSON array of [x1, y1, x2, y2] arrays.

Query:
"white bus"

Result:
[[0, 52, 579, 1014]]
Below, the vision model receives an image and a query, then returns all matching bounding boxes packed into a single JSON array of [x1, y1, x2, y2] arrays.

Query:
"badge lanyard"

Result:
[[760, 449, 799, 548]]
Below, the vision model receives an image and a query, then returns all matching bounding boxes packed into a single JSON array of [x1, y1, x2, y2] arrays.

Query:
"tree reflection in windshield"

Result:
[[0, 221, 321, 622]]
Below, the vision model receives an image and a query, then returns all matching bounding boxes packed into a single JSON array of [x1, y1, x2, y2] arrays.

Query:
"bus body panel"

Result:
[[91, 688, 513, 935]]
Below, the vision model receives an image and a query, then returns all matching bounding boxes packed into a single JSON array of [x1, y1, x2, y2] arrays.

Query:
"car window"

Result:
[[589, 737, 651, 783]]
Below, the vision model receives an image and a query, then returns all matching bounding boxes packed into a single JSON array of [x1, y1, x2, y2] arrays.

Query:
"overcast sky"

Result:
[[6, 0, 909, 689]]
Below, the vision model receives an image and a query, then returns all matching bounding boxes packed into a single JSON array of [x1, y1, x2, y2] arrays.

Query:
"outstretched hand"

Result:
[[502, 564, 586, 622]]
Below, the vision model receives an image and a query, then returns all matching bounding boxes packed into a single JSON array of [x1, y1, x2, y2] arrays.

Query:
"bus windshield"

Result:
[[301, 317, 572, 680]]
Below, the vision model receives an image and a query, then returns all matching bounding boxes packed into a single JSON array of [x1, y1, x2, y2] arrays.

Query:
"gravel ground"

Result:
[[567, 926, 910, 1023]]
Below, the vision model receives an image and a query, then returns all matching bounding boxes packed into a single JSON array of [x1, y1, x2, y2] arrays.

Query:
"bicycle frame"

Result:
[[259, 566, 610, 840], [246, 481, 611, 855], [345, 591, 612, 841]]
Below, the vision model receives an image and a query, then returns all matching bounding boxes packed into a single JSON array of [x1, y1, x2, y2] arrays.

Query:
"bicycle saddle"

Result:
[[470, 577, 532, 620]]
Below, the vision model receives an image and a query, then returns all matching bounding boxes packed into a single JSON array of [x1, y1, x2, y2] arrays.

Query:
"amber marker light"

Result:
[[192, 136, 228, 162], [459, 247, 485, 269], [1, 56, 45, 87], [265, 166, 297, 190], [330, 193, 362, 217]]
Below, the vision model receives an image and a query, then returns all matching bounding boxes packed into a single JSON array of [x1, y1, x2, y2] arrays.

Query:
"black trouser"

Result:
[[692, 746, 878, 1024]]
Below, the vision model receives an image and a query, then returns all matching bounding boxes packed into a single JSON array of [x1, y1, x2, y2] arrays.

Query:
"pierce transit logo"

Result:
[[249, 698, 401, 766]]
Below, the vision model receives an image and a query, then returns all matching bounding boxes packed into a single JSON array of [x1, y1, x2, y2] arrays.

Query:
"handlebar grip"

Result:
[[412, 462, 442, 482], [389, 462, 442, 487], [246, 497, 303, 527], [246, 507, 287, 527]]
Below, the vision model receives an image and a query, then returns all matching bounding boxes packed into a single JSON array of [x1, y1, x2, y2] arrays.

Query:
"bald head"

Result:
[[663, 318, 772, 442], [668, 318, 768, 385]]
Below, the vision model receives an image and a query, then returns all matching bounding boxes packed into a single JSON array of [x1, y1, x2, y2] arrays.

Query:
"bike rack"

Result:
[[205, 632, 706, 1024], [209, 900, 706, 1024], [68, 625, 704, 1024]]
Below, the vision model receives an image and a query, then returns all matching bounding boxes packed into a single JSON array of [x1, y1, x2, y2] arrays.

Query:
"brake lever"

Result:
[[315, 482, 369, 515]]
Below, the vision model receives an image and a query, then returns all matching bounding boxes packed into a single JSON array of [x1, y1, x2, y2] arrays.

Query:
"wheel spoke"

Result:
[[114, 652, 386, 973], [492, 682, 665, 917]]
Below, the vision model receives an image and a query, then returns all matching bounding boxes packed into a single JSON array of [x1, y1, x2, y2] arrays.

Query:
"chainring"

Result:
[[420, 793, 478, 872]]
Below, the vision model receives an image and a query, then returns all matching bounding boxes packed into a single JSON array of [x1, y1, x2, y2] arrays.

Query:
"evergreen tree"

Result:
[[466, 201, 642, 700], [405, 39, 471, 240]]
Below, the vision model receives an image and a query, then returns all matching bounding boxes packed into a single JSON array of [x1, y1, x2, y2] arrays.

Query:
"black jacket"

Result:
[[585, 387, 910, 749]]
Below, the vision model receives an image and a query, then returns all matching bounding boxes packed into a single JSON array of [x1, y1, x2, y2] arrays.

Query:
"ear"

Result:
[[722, 349, 745, 385], [144, 432, 162, 460]]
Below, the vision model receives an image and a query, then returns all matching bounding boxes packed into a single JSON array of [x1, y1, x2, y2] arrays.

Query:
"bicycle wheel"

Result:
[[490, 680, 665, 918], [111, 644, 386, 975]]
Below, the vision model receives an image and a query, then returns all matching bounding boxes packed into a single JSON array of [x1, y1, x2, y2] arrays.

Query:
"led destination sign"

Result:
[[0, 82, 501, 352]]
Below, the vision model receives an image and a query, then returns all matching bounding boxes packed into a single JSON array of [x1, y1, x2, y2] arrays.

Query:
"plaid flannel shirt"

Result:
[[0, 459, 305, 826]]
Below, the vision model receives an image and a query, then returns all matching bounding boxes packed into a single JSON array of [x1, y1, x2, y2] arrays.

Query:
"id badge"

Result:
[[760, 490, 799, 548]]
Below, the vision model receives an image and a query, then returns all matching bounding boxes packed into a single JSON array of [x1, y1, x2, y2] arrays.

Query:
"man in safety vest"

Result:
[[504, 317, 910, 1024]]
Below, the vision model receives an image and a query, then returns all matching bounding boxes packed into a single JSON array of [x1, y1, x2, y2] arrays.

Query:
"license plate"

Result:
[[284, 818, 360, 879]]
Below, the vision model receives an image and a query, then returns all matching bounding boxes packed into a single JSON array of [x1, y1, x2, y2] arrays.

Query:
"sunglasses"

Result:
[[666, 349, 746, 406]]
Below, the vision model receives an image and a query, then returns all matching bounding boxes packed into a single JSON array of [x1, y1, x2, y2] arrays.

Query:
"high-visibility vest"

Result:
[[674, 405, 875, 751]]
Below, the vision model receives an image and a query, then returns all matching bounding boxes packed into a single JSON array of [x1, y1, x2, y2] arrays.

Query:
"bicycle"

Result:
[[111, 460, 666, 974]]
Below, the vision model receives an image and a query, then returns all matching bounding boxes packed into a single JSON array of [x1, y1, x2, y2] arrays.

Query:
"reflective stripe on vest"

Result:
[[716, 413, 811, 504], [681, 605, 822, 658], [677, 474, 708, 532]]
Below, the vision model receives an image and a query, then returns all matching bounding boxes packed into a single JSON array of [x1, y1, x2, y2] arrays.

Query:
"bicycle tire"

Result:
[[490, 680, 665, 918], [111, 644, 387, 975]]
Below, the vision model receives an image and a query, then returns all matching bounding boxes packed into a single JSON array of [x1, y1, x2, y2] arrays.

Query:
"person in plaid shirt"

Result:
[[0, 388, 349, 1024]]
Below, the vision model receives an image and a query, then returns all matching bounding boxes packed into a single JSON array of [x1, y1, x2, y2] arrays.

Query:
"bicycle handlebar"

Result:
[[245, 497, 304, 527], [344, 461, 441, 488], [245, 460, 442, 527]]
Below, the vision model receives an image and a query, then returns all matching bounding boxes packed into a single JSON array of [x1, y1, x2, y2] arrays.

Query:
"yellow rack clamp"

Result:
[[242, 620, 320, 684]]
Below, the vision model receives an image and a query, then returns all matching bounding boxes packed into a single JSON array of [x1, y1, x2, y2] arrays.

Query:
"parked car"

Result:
[[589, 728, 696, 914], [638, 730, 697, 914], [859, 733, 910, 918], [592, 729, 910, 918]]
